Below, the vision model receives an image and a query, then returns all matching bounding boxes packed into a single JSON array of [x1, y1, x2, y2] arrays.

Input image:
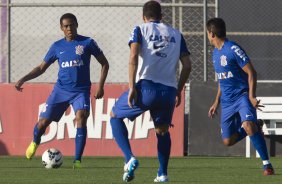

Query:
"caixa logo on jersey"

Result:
[[39, 98, 155, 143], [61, 60, 84, 68]]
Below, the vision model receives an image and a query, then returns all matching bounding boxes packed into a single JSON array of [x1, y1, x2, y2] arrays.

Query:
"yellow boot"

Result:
[[26, 141, 38, 160]]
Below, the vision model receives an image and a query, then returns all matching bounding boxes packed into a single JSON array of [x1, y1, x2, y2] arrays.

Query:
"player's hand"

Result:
[[208, 102, 219, 119], [128, 88, 137, 108], [15, 79, 24, 92], [249, 97, 264, 111], [175, 91, 181, 107], [94, 87, 104, 99]]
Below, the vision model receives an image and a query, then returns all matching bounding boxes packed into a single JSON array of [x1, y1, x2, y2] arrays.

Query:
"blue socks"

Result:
[[236, 127, 247, 142], [75, 127, 87, 161], [110, 117, 133, 163], [250, 131, 269, 160], [157, 132, 171, 176], [33, 123, 44, 144], [34, 123, 88, 161]]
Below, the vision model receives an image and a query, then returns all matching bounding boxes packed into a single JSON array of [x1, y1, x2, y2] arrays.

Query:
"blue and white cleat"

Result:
[[154, 175, 169, 182], [123, 157, 139, 182]]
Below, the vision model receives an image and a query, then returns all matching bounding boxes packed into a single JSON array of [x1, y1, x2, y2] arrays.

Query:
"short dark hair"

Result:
[[206, 18, 226, 39], [60, 13, 78, 25], [143, 1, 162, 20]]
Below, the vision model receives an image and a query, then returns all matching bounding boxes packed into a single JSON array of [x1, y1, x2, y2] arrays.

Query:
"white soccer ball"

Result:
[[42, 148, 63, 169]]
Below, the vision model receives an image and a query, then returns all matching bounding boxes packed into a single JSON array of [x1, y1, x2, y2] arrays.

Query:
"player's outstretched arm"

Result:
[[208, 83, 221, 118], [15, 61, 51, 91], [176, 53, 192, 107], [94, 53, 109, 99]]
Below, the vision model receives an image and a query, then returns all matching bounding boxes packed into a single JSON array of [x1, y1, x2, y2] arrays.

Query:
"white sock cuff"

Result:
[[263, 160, 270, 165]]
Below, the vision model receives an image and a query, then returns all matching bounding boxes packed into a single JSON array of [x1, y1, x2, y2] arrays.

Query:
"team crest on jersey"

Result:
[[75, 45, 84, 55], [220, 55, 227, 67]]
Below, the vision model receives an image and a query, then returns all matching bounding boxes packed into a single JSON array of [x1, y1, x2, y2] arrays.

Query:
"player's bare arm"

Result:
[[128, 42, 140, 108], [242, 62, 263, 110], [15, 61, 51, 91], [176, 53, 192, 107], [94, 53, 109, 99], [208, 83, 221, 118]]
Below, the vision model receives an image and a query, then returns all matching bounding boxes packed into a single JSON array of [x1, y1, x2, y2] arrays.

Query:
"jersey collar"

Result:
[[150, 20, 160, 23]]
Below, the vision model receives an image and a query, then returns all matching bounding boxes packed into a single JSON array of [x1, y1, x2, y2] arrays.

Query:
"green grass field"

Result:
[[0, 156, 281, 184]]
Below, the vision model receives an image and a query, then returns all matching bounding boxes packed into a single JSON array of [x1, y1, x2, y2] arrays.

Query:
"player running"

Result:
[[110, 1, 192, 182], [207, 17, 274, 175], [15, 13, 109, 169]]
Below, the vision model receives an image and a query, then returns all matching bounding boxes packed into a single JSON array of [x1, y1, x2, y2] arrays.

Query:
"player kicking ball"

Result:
[[110, 1, 191, 182], [207, 17, 274, 175], [15, 13, 109, 169]]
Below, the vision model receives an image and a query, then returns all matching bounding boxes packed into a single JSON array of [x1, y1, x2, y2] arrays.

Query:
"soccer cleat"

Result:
[[154, 175, 169, 182], [73, 160, 82, 169], [263, 164, 275, 176], [123, 157, 139, 182], [26, 141, 38, 160]]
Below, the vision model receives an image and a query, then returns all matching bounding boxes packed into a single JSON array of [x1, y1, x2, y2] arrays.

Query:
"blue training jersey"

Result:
[[44, 35, 103, 92], [212, 39, 250, 103]]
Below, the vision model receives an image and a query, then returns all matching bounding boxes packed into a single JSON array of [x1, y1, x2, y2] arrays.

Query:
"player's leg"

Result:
[[242, 120, 274, 175], [221, 109, 246, 146], [26, 87, 74, 160], [111, 90, 144, 182], [151, 84, 176, 183], [26, 117, 53, 160], [27, 98, 69, 160], [154, 124, 170, 183], [110, 90, 143, 162], [72, 109, 89, 168], [110, 113, 133, 163], [110, 114, 139, 182], [238, 96, 274, 175], [71, 92, 90, 168]]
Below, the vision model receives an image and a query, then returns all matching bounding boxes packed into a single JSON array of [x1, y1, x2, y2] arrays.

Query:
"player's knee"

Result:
[[155, 124, 169, 135], [75, 110, 89, 127], [242, 121, 257, 135], [38, 118, 52, 129]]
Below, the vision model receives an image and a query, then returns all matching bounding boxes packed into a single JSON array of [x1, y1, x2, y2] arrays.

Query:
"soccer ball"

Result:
[[42, 148, 63, 169]]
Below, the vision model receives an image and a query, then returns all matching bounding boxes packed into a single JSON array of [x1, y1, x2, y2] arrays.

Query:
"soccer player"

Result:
[[207, 18, 274, 175], [110, 1, 191, 182], [15, 13, 109, 169]]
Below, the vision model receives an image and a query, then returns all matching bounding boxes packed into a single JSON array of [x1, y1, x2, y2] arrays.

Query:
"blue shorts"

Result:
[[112, 80, 177, 126], [221, 94, 257, 139], [40, 86, 90, 122]]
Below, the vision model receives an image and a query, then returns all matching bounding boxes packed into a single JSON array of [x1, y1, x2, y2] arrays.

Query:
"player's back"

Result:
[[137, 22, 182, 88]]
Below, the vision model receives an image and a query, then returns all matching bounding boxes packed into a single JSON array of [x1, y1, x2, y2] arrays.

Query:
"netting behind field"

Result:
[[10, 6, 143, 83], [1, 0, 217, 83], [1, 0, 282, 83]]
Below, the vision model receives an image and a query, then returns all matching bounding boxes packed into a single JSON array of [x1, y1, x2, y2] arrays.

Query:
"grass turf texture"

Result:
[[0, 156, 281, 184]]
